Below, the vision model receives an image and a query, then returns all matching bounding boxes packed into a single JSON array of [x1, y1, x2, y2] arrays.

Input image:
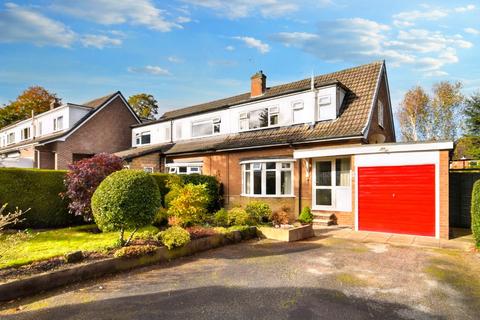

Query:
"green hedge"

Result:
[[471, 179, 480, 248], [0, 168, 80, 228], [151, 173, 223, 212]]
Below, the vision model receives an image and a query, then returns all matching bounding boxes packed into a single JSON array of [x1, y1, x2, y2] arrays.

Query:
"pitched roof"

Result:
[[0, 92, 139, 154], [117, 61, 386, 159]]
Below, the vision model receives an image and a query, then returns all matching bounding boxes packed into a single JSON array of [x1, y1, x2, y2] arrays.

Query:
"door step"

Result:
[[312, 212, 337, 226]]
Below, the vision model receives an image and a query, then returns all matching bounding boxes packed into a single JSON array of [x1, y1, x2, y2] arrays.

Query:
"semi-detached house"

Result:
[[116, 61, 453, 240], [0, 92, 140, 169]]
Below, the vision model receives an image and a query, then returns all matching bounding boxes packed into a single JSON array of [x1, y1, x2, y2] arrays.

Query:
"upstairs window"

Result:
[[135, 131, 151, 145], [239, 107, 280, 131], [378, 100, 384, 128], [53, 116, 63, 131], [37, 121, 43, 136], [164, 126, 171, 141], [292, 101, 304, 124], [7, 132, 15, 145], [191, 118, 221, 137], [20, 127, 31, 140]]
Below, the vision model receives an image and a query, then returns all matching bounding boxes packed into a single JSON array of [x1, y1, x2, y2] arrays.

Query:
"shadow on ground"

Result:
[[1, 285, 443, 320]]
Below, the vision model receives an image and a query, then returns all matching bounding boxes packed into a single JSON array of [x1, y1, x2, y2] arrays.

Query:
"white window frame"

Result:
[[135, 131, 151, 146], [312, 157, 351, 211], [241, 159, 295, 197], [239, 106, 280, 132], [191, 118, 221, 138], [7, 132, 15, 145], [378, 100, 384, 128], [292, 100, 304, 124], [20, 127, 31, 141], [37, 121, 43, 136], [167, 163, 203, 175], [143, 167, 154, 173], [53, 116, 63, 131]]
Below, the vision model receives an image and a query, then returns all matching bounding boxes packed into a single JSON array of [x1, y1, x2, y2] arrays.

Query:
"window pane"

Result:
[[266, 171, 276, 195], [269, 114, 278, 125], [336, 158, 351, 186], [316, 189, 332, 206], [141, 133, 151, 144], [281, 171, 292, 195], [192, 122, 213, 137], [179, 167, 187, 173], [253, 170, 262, 194], [245, 171, 251, 194], [240, 119, 248, 130], [245, 163, 250, 170], [281, 163, 291, 169], [316, 161, 331, 186], [213, 123, 220, 133], [249, 109, 269, 129], [266, 162, 275, 170]]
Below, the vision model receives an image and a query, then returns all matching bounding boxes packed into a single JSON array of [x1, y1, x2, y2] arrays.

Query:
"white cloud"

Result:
[[225, 45, 235, 51], [51, 0, 184, 32], [465, 27, 480, 35], [181, 0, 300, 19], [393, 9, 448, 22], [167, 56, 183, 63], [233, 36, 270, 53], [128, 65, 171, 75], [176, 16, 191, 23], [274, 17, 473, 76], [454, 4, 475, 12], [0, 2, 76, 47], [80, 34, 122, 48]]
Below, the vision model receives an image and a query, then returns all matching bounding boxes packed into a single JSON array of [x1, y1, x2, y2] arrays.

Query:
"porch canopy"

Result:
[[293, 141, 453, 159]]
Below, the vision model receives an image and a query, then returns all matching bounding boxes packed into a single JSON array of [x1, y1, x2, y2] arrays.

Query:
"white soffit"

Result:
[[293, 141, 453, 159]]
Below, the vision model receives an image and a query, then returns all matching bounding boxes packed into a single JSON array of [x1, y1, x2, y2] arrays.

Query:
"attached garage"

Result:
[[294, 141, 453, 239], [358, 164, 435, 236]]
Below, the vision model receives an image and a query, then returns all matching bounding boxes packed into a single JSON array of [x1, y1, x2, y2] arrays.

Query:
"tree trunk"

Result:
[[124, 228, 139, 246], [119, 227, 125, 246]]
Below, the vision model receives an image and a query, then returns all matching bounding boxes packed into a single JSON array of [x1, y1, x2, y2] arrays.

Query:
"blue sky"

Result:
[[0, 0, 478, 117]]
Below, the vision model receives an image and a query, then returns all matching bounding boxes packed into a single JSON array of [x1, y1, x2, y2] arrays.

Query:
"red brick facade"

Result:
[[35, 96, 138, 170]]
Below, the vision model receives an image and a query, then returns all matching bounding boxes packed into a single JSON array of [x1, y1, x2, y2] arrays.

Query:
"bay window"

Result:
[[242, 160, 294, 196]]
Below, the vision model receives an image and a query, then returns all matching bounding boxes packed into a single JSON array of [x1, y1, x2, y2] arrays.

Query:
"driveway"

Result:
[[1, 235, 479, 320]]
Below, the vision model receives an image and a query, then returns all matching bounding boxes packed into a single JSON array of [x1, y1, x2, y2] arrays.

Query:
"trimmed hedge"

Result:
[[151, 173, 223, 212], [471, 179, 480, 248], [0, 168, 79, 228]]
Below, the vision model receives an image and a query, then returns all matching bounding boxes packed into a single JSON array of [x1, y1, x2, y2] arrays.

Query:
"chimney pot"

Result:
[[251, 71, 266, 98]]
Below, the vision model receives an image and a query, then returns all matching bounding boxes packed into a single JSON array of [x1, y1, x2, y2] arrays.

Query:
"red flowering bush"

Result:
[[62, 153, 124, 221]]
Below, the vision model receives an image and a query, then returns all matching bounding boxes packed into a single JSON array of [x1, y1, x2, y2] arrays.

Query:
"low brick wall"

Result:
[[0, 227, 257, 302]]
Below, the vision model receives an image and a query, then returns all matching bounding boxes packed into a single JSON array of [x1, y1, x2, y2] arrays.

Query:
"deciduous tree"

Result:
[[128, 93, 159, 120], [464, 92, 480, 136]]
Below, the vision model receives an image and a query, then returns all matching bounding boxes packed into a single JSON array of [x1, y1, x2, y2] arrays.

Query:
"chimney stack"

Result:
[[251, 71, 266, 98]]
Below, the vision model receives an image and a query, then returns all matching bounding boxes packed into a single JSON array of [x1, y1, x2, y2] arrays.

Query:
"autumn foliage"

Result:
[[62, 153, 124, 221]]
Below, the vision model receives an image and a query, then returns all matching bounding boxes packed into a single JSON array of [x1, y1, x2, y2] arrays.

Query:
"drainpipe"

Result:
[[298, 158, 302, 216], [170, 120, 174, 143]]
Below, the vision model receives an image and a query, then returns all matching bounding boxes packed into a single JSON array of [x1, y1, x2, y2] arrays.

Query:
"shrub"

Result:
[[181, 174, 222, 212], [0, 168, 78, 228], [227, 207, 252, 226], [245, 201, 272, 223], [63, 153, 124, 221], [167, 183, 210, 227], [153, 207, 168, 227], [472, 180, 480, 247], [150, 173, 175, 206], [114, 245, 158, 258], [0, 203, 27, 230], [186, 226, 217, 239], [271, 206, 291, 226], [298, 206, 313, 224], [157, 226, 191, 250], [164, 175, 183, 209], [91, 170, 161, 246], [213, 208, 229, 227]]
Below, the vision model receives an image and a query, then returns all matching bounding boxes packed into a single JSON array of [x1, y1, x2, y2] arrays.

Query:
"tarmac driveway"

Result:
[[1, 235, 479, 320]]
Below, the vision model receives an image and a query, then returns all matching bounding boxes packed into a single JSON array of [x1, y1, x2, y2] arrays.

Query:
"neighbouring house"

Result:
[[116, 61, 453, 239], [0, 92, 140, 169]]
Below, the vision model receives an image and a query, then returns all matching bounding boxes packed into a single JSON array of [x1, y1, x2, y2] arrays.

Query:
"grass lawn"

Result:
[[0, 225, 159, 269]]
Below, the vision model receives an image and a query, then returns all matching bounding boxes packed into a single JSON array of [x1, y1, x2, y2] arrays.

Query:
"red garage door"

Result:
[[358, 164, 435, 236]]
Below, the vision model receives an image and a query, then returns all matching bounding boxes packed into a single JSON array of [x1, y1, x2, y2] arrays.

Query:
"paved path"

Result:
[[1, 236, 479, 320]]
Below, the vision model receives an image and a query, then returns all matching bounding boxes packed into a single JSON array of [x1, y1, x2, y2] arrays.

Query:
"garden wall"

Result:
[[449, 170, 480, 228]]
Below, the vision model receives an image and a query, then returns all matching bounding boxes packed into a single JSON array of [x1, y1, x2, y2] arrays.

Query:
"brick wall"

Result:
[[439, 150, 450, 239], [36, 96, 138, 170], [129, 153, 161, 172]]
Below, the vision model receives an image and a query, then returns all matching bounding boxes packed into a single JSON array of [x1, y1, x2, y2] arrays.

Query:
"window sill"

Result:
[[240, 194, 295, 198]]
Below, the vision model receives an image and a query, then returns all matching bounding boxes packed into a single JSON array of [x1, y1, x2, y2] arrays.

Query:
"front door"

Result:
[[312, 158, 351, 211]]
